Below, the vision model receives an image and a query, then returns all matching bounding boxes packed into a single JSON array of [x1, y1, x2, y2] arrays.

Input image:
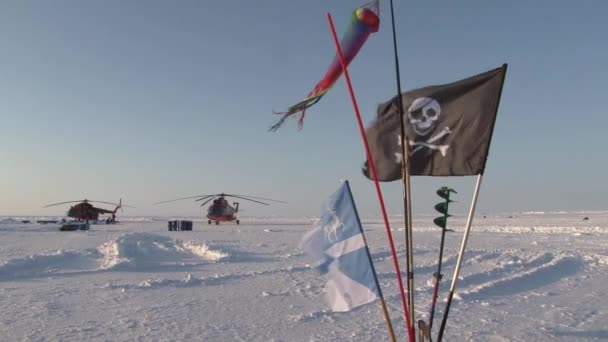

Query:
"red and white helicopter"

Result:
[[155, 193, 286, 225]]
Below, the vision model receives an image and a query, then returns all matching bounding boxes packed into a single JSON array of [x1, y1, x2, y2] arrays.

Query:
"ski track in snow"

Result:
[[104, 264, 311, 291], [0, 213, 607, 341], [457, 252, 585, 299]]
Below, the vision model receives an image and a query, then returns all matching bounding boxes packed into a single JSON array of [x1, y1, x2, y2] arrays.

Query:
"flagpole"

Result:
[[436, 63, 507, 342], [436, 174, 482, 342], [326, 12, 415, 342], [388, 0, 416, 335], [403, 132, 415, 336], [344, 180, 396, 342]]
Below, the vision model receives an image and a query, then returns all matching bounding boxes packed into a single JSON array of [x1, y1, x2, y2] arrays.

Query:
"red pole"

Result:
[[326, 12, 415, 342]]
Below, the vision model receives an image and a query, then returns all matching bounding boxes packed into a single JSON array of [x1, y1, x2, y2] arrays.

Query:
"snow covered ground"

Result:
[[0, 211, 606, 341]]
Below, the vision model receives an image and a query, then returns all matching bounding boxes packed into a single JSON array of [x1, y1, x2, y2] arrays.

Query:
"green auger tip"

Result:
[[436, 187, 457, 199]]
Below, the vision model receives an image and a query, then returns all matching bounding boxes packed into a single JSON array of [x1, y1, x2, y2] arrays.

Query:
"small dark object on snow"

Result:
[[168, 220, 193, 231], [59, 222, 89, 231], [583, 217, 589, 221]]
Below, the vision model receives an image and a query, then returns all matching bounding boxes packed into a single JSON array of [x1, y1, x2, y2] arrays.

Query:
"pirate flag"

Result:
[[362, 64, 507, 180]]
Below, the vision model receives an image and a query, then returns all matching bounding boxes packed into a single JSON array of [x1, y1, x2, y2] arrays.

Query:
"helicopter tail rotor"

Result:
[[114, 198, 124, 214]]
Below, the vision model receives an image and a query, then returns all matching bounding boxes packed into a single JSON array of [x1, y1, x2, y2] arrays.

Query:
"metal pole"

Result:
[[437, 174, 483, 341], [403, 136, 415, 335], [387, 0, 416, 336]]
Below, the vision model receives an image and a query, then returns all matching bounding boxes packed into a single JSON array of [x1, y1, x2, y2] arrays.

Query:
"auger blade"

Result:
[[435, 202, 449, 214], [433, 216, 452, 229]]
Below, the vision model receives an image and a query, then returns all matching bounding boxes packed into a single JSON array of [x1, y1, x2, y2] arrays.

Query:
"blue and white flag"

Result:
[[300, 181, 380, 312]]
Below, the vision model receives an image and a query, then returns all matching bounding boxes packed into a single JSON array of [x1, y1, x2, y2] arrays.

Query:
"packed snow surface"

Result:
[[0, 212, 606, 341]]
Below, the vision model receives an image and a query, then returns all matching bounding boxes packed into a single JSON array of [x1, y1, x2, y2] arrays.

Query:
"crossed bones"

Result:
[[409, 126, 452, 157], [394, 126, 453, 164]]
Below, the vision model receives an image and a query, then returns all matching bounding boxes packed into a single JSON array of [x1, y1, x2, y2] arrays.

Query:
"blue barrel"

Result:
[[168, 220, 193, 231], [168, 220, 177, 231], [178, 220, 193, 231]]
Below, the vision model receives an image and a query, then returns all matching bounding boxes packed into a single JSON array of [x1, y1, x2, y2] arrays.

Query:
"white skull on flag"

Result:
[[407, 97, 441, 136]]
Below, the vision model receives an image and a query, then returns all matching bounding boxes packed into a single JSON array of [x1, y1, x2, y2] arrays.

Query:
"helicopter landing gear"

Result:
[[208, 220, 211, 225], [215, 221, 219, 225], [236, 220, 240, 225]]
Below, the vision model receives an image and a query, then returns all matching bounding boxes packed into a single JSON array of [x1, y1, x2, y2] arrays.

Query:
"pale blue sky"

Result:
[[1, 1, 606, 217]]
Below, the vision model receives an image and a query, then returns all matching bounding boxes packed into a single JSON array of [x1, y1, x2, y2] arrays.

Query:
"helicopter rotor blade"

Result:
[[87, 200, 120, 206], [44, 199, 135, 208], [44, 200, 88, 208], [156, 193, 284, 207], [87, 200, 136, 208], [194, 195, 219, 202], [225, 195, 270, 206], [155, 195, 215, 205], [199, 196, 219, 207], [225, 194, 287, 204]]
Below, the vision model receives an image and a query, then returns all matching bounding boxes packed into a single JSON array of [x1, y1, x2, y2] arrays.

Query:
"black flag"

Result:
[[362, 64, 507, 180]]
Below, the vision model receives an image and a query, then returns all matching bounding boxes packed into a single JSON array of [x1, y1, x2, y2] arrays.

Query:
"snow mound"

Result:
[[0, 233, 228, 280], [98, 232, 228, 270]]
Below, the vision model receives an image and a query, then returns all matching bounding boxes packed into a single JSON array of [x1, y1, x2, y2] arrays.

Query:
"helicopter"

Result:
[[155, 193, 286, 225], [44, 198, 133, 223]]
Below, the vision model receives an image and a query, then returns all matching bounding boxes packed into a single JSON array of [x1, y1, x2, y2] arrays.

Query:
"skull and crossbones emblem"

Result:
[[406, 97, 452, 157]]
